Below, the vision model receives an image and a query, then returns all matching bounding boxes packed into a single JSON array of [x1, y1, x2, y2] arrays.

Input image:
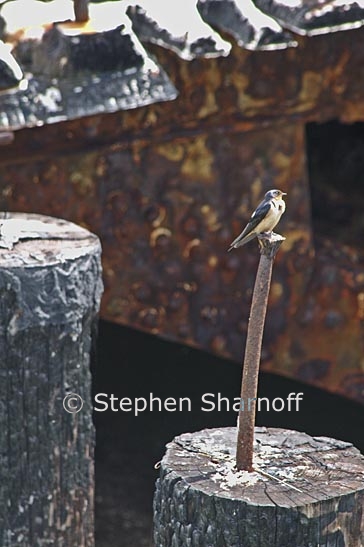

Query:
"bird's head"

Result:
[[265, 189, 287, 201]]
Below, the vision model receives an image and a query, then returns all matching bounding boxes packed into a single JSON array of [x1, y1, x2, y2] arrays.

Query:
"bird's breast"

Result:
[[256, 206, 280, 232]]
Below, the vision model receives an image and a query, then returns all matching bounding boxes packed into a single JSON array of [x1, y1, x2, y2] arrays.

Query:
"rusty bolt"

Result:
[[144, 204, 166, 226], [150, 227, 172, 248], [138, 308, 160, 329], [183, 238, 201, 258]]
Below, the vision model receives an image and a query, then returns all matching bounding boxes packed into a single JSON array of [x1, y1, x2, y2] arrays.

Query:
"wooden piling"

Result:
[[0, 213, 103, 547], [154, 427, 364, 547]]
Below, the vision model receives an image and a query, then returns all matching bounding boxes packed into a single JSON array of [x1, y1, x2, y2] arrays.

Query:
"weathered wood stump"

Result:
[[0, 213, 103, 547], [154, 427, 364, 547]]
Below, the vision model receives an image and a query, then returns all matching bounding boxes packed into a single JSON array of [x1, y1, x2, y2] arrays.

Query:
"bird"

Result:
[[228, 189, 286, 251]]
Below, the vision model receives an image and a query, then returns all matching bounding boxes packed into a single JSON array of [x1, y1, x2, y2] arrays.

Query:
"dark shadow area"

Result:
[[94, 320, 364, 547], [306, 120, 364, 246]]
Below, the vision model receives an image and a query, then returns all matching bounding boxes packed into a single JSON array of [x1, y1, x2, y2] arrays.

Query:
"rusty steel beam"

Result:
[[0, 26, 364, 404]]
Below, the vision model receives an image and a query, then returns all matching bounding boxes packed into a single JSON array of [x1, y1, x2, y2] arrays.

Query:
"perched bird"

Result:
[[228, 189, 286, 251]]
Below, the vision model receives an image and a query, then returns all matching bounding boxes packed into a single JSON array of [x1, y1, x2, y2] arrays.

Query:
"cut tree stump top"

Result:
[[154, 427, 364, 546], [0, 212, 103, 334], [162, 426, 364, 507], [0, 212, 100, 266]]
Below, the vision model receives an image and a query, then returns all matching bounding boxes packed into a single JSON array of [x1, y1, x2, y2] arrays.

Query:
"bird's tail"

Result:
[[228, 232, 256, 252]]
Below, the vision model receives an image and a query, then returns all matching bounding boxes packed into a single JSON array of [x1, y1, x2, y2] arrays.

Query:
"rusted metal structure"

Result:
[[0, 0, 363, 404]]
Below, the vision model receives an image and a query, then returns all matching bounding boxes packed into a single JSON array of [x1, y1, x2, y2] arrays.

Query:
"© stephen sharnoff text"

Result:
[[93, 392, 304, 416]]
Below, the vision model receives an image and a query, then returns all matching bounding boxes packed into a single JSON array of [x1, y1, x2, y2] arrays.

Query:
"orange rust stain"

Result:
[[181, 136, 214, 181]]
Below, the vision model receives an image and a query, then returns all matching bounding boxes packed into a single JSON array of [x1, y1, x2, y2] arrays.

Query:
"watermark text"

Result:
[[90, 392, 304, 415]]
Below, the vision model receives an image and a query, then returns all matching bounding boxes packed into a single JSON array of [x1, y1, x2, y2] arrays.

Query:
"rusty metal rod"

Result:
[[73, 0, 89, 22], [236, 232, 285, 471]]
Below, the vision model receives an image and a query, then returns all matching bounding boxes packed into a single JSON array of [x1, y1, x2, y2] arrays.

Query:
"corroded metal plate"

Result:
[[0, 66, 177, 130], [0, 0, 178, 129], [255, 0, 364, 36], [198, 0, 297, 50], [0, 1, 363, 406], [127, 0, 232, 60]]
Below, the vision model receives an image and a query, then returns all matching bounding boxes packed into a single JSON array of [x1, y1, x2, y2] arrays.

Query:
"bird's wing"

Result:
[[246, 199, 272, 231], [229, 200, 271, 247]]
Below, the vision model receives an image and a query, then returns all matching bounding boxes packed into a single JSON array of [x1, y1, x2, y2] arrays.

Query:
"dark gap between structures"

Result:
[[93, 320, 364, 547], [306, 120, 364, 247]]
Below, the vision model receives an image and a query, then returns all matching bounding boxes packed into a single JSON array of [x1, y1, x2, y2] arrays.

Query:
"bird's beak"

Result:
[[282, 192, 287, 196]]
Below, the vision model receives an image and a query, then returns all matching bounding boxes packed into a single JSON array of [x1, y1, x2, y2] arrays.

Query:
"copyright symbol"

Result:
[[63, 393, 84, 413]]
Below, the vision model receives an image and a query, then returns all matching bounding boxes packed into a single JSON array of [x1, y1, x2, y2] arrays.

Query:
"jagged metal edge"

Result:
[[126, 2, 232, 61], [197, 0, 297, 51], [0, 62, 178, 130], [254, 0, 364, 37]]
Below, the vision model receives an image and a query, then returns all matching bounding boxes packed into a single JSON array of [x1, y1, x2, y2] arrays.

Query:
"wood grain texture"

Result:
[[0, 213, 103, 547], [154, 426, 364, 547]]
